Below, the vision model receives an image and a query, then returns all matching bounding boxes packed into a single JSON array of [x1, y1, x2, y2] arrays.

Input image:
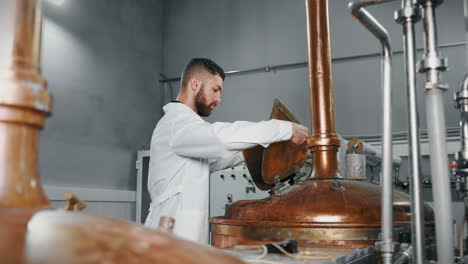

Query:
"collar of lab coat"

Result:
[[163, 102, 200, 117]]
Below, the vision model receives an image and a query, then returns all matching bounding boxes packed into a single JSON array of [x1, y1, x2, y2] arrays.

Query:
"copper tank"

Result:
[[211, 179, 434, 248], [210, 100, 435, 249], [209, 0, 435, 251], [0, 1, 244, 263]]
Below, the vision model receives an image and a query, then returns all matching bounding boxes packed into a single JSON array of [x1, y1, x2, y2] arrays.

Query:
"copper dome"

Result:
[[225, 180, 433, 227], [210, 180, 435, 249]]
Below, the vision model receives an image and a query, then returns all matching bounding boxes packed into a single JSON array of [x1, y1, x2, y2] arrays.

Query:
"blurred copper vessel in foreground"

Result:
[[1, 208, 244, 264]]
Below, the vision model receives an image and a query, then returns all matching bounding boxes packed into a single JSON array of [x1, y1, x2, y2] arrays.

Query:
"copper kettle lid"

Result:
[[224, 180, 436, 226], [243, 99, 308, 191]]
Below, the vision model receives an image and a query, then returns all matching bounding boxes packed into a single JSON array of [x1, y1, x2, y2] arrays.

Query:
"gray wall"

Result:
[[35, 0, 466, 220], [160, 0, 465, 137], [38, 0, 163, 218]]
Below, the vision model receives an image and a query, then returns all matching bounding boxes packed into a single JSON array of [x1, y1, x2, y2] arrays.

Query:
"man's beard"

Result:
[[195, 86, 216, 117]]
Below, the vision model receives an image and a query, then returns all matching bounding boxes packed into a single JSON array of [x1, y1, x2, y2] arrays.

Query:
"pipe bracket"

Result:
[[417, 57, 447, 73], [454, 93, 468, 109], [424, 81, 449, 90], [307, 136, 341, 149], [454, 76, 468, 108], [375, 241, 400, 253], [394, 7, 421, 24], [417, 0, 443, 7]]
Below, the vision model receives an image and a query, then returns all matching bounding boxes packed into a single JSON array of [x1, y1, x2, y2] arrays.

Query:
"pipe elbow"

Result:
[[348, 2, 361, 15]]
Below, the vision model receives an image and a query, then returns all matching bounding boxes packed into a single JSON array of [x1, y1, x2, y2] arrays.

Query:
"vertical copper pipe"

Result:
[[0, 0, 53, 208], [305, 0, 340, 178]]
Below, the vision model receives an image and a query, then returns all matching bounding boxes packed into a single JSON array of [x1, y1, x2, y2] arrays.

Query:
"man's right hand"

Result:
[[291, 123, 308, 145]]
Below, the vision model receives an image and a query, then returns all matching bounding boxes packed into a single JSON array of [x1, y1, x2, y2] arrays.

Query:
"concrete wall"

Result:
[[35, 0, 465, 221], [160, 0, 465, 137], [39, 0, 164, 220]]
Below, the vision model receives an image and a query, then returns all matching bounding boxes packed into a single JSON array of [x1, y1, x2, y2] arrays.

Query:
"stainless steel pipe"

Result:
[[393, 245, 414, 264], [395, 1, 425, 263], [465, 0, 468, 67], [418, 0, 453, 263], [457, 0, 468, 163], [454, 7, 468, 253], [361, 142, 403, 166], [456, 76, 468, 161], [348, 1, 397, 263], [420, 0, 444, 84]]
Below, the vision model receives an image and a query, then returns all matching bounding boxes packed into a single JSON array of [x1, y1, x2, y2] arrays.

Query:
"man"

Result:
[[145, 58, 308, 244]]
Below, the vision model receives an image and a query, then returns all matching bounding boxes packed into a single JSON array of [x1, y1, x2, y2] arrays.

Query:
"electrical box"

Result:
[[209, 165, 269, 218]]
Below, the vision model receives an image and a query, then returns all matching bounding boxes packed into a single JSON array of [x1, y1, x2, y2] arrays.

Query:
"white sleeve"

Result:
[[209, 151, 245, 172], [169, 117, 292, 159]]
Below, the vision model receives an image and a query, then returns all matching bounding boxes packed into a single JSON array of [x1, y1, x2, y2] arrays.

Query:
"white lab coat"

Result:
[[144, 102, 293, 244]]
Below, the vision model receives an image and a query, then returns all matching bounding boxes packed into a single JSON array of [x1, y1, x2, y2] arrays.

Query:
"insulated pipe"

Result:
[[425, 88, 452, 263], [348, 1, 397, 263], [395, 1, 425, 263], [418, 0, 453, 263], [360, 142, 403, 166], [305, 0, 341, 179]]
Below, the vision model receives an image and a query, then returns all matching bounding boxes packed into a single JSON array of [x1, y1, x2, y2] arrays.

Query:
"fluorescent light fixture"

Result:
[[47, 0, 65, 6]]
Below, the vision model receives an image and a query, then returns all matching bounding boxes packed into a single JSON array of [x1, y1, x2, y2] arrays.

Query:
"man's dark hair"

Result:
[[181, 58, 225, 87]]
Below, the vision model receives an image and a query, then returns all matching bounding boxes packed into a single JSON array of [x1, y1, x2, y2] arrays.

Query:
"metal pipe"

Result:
[[348, 1, 397, 263], [159, 41, 466, 83], [456, 0, 468, 163], [418, 0, 453, 263], [465, 0, 468, 67], [305, 0, 340, 179], [395, 1, 425, 263], [360, 141, 402, 166], [422, 1, 440, 83], [160, 73, 174, 104], [343, 126, 461, 143], [393, 245, 414, 264], [461, 107, 468, 161], [463, 197, 468, 256], [454, 1, 468, 256]]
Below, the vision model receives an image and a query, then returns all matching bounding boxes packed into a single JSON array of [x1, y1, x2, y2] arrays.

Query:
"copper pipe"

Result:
[[305, 0, 340, 178], [0, 0, 53, 208]]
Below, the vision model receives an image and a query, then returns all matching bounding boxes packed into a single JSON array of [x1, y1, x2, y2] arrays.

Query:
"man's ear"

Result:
[[190, 77, 202, 93]]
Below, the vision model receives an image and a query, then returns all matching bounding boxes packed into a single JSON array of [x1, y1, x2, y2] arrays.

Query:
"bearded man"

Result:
[[144, 58, 308, 244]]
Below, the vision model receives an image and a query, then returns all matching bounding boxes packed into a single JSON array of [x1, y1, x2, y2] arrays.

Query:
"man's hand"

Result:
[[291, 123, 308, 145]]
